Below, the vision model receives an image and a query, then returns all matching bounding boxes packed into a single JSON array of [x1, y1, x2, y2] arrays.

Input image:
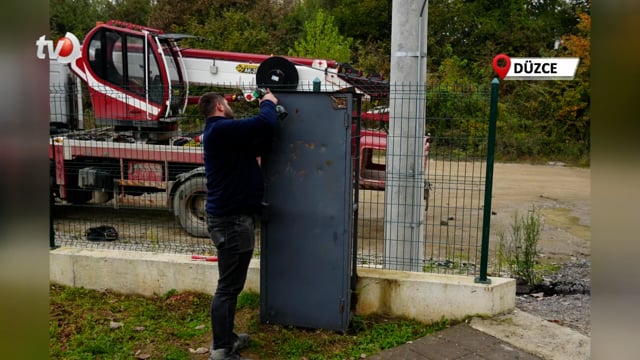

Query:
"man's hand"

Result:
[[258, 90, 278, 105]]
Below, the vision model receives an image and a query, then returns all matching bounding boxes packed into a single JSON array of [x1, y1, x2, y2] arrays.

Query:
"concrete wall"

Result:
[[50, 247, 515, 323], [355, 268, 515, 323], [49, 247, 260, 296]]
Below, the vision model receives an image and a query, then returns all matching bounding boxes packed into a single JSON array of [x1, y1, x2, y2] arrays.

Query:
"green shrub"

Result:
[[497, 206, 543, 286]]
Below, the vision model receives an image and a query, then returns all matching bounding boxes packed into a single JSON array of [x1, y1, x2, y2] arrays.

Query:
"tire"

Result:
[[66, 188, 92, 204], [50, 160, 60, 200], [173, 176, 209, 238], [65, 169, 93, 204]]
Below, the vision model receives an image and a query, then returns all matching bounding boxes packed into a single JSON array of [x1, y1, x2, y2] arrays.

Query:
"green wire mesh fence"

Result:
[[50, 80, 498, 277]]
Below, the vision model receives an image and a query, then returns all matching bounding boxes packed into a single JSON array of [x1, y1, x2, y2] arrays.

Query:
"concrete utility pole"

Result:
[[384, 0, 428, 271]]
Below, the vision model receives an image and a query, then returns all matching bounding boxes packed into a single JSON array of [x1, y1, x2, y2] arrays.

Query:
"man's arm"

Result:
[[214, 99, 278, 150]]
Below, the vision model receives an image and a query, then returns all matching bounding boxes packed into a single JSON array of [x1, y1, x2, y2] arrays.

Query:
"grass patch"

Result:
[[50, 284, 211, 359], [50, 284, 449, 360], [236, 291, 260, 310], [534, 262, 562, 275]]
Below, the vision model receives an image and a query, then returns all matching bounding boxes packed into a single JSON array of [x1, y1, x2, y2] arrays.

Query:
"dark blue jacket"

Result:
[[202, 100, 278, 216]]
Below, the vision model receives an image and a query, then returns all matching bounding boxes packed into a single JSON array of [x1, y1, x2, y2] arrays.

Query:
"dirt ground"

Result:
[[54, 161, 591, 267], [489, 162, 591, 263], [486, 163, 592, 337], [355, 160, 591, 269]]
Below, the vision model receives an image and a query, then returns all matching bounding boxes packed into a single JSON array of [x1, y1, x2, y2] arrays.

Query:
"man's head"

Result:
[[199, 92, 234, 119]]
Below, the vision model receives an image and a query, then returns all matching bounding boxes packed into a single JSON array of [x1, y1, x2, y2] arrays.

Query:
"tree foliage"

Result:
[[150, 0, 294, 55], [49, 0, 112, 39], [49, 0, 591, 164], [108, 0, 152, 26], [495, 7, 591, 164], [288, 9, 353, 63]]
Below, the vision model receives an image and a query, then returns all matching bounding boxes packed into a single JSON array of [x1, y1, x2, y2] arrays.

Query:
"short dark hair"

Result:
[[199, 92, 225, 118]]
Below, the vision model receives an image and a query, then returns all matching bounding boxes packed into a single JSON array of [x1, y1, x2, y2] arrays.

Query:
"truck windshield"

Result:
[[87, 28, 162, 103]]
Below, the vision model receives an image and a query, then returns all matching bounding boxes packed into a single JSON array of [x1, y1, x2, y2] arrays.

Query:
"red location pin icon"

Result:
[[492, 54, 511, 80]]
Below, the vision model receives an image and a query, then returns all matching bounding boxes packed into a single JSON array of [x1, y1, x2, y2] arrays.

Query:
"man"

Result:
[[199, 90, 279, 360]]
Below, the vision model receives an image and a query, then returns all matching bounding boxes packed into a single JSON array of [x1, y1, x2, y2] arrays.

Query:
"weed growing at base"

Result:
[[497, 206, 544, 287]]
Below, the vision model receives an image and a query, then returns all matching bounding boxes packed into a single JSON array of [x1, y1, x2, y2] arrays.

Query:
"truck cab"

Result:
[[72, 21, 188, 140]]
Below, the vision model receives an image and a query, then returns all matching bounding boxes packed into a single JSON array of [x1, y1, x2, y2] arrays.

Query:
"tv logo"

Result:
[[36, 32, 81, 64]]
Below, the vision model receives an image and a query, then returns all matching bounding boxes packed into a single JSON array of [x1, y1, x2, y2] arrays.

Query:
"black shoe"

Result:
[[231, 333, 250, 353], [209, 348, 250, 360]]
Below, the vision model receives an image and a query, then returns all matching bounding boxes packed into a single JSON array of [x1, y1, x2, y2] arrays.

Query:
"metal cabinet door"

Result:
[[260, 92, 353, 332]]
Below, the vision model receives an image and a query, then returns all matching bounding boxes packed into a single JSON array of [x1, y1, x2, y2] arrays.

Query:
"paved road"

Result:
[[369, 310, 590, 360]]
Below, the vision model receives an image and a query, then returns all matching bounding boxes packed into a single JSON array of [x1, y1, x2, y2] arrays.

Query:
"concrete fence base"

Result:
[[50, 247, 515, 323], [355, 268, 515, 324]]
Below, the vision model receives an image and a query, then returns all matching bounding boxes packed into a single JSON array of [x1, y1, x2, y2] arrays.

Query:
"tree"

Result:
[[50, 0, 153, 39], [288, 9, 353, 63], [149, 0, 253, 32], [48, 0, 591, 163], [560, 12, 590, 81], [151, 0, 294, 55], [109, 0, 152, 26], [331, 0, 391, 43], [552, 11, 591, 159], [49, 0, 114, 38], [496, 9, 590, 164], [426, 0, 581, 81]]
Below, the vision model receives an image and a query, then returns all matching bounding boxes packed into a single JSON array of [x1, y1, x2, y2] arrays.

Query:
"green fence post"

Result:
[[50, 189, 58, 250], [50, 135, 58, 250], [475, 78, 499, 284]]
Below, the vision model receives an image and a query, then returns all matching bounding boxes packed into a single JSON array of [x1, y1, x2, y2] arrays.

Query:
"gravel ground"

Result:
[[515, 258, 591, 336]]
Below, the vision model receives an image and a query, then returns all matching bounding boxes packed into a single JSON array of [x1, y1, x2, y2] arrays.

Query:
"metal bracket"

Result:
[[392, 51, 427, 58]]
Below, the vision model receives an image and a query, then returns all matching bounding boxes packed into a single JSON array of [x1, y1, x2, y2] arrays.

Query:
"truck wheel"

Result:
[[66, 189, 92, 204], [49, 161, 59, 200], [173, 177, 209, 238], [66, 177, 92, 204], [62, 167, 92, 204]]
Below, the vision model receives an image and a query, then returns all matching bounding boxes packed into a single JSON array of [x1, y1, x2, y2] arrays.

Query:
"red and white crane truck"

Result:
[[47, 20, 426, 237]]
